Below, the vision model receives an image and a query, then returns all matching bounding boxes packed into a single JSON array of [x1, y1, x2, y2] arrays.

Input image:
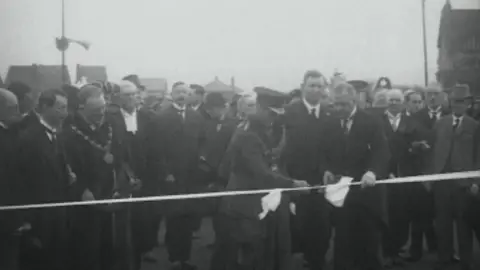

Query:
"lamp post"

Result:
[[55, 0, 91, 85], [421, 0, 429, 86]]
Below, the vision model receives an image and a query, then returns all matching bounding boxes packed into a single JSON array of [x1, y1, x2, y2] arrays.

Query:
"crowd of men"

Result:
[[0, 70, 479, 270]]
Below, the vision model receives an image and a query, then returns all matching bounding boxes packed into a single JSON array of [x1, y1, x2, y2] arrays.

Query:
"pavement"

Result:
[[141, 218, 480, 270]]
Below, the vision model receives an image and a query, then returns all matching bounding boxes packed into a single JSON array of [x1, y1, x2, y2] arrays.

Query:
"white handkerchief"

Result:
[[324, 177, 353, 207], [258, 189, 283, 220], [289, 202, 296, 215]]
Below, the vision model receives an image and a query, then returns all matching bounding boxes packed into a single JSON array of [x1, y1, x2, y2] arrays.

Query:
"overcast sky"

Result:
[[0, 0, 478, 91]]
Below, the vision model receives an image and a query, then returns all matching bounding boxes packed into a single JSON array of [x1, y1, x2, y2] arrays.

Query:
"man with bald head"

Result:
[[0, 88, 23, 270], [149, 81, 204, 269], [322, 82, 390, 270]]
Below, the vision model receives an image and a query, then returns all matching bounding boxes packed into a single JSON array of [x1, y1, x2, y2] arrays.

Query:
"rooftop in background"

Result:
[[204, 76, 243, 100], [140, 77, 168, 94], [76, 64, 107, 83], [5, 64, 70, 92], [449, 0, 480, 9]]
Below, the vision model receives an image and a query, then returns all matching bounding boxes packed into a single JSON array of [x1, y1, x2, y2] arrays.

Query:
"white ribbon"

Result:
[[0, 171, 478, 211]]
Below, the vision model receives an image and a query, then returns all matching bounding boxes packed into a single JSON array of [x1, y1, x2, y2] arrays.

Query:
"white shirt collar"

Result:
[[302, 99, 321, 118], [191, 103, 201, 111], [428, 106, 442, 113], [348, 106, 357, 120], [172, 103, 186, 111], [453, 114, 464, 124], [386, 110, 401, 118], [38, 116, 56, 141], [120, 108, 138, 133]]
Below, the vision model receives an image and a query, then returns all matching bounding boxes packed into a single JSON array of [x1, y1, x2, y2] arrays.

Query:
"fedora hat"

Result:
[[425, 82, 443, 93], [449, 84, 472, 101]]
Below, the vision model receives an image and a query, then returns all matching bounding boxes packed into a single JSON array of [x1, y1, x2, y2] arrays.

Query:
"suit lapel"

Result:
[[382, 114, 394, 135], [397, 115, 408, 133]]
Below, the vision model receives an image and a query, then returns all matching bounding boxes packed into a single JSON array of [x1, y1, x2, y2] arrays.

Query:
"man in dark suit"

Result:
[[380, 89, 428, 267], [407, 83, 449, 262], [106, 80, 155, 269], [0, 88, 23, 270], [218, 92, 309, 270], [323, 83, 390, 270], [149, 82, 204, 270], [16, 88, 72, 270], [279, 70, 332, 270], [428, 85, 480, 270]]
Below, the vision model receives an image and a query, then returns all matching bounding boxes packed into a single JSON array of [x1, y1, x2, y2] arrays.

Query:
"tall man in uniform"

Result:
[[428, 85, 480, 270], [0, 88, 23, 270], [16, 88, 71, 270], [279, 70, 332, 270], [151, 82, 204, 270], [324, 83, 390, 270]]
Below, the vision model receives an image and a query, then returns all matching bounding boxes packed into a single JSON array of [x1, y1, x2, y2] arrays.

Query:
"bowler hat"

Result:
[[449, 84, 472, 101]]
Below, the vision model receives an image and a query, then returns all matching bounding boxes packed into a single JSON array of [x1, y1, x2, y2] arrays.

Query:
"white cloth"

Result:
[[258, 189, 283, 220], [302, 99, 321, 118], [121, 109, 138, 134], [324, 177, 354, 207]]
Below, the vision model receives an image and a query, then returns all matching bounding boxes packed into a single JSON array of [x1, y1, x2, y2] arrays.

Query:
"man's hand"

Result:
[[389, 173, 395, 179], [130, 178, 142, 191], [412, 140, 430, 150], [81, 189, 95, 201], [292, 180, 310, 188], [361, 171, 376, 188], [323, 171, 336, 185], [165, 174, 175, 182], [289, 202, 296, 215], [423, 182, 432, 192], [470, 184, 479, 195], [68, 171, 77, 185]]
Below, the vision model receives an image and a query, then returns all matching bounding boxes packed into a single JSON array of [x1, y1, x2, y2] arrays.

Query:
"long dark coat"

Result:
[[219, 121, 294, 270], [149, 104, 204, 215], [16, 120, 71, 270]]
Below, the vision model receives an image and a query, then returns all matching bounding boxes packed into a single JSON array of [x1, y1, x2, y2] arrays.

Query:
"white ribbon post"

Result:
[[0, 171, 478, 212]]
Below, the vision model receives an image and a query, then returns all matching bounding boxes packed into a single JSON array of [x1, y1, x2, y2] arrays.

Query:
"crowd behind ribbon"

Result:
[[0, 70, 480, 270]]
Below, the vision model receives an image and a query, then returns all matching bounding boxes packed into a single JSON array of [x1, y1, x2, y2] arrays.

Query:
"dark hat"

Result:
[[204, 92, 227, 108], [122, 74, 145, 91], [449, 84, 472, 101], [254, 86, 289, 110]]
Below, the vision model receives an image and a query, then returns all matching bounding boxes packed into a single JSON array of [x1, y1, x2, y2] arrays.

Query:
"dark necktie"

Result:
[[310, 108, 317, 118], [341, 118, 350, 134], [453, 118, 460, 130]]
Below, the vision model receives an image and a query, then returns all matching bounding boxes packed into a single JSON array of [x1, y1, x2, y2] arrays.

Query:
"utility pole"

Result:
[[61, 0, 66, 85], [421, 0, 429, 86]]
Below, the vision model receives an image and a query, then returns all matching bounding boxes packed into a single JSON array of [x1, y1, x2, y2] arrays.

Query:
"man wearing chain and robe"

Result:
[[64, 84, 133, 270]]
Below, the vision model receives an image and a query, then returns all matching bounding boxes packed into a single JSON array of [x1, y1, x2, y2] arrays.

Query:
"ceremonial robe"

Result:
[[279, 99, 332, 269], [429, 114, 480, 269], [16, 120, 71, 270], [106, 106, 155, 269], [219, 120, 294, 270], [64, 113, 130, 270], [323, 109, 390, 270]]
